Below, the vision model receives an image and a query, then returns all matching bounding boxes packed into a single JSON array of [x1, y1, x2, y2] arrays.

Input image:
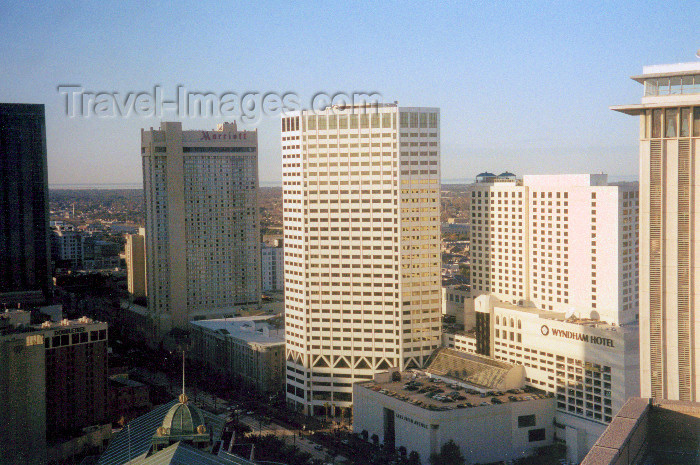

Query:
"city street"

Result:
[[236, 415, 329, 461]]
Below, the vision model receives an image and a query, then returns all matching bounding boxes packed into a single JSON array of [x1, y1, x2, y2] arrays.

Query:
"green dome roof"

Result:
[[160, 394, 206, 436]]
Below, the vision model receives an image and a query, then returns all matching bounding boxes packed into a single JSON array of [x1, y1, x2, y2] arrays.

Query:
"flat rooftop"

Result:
[[484, 297, 638, 333], [631, 61, 700, 82], [109, 375, 146, 388], [190, 315, 284, 345], [357, 370, 552, 413], [582, 397, 700, 465], [523, 173, 608, 188]]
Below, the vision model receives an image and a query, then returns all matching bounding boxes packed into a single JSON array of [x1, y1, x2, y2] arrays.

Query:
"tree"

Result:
[[232, 421, 252, 440], [361, 430, 369, 441], [458, 265, 469, 281], [371, 433, 379, 446], [429, 440, 465, 465], [398, 446, 407, 458], [408, 451, 422, 465]]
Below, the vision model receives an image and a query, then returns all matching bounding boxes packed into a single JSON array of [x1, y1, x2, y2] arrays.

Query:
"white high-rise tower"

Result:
[[282, 104, 442, 415], [612, 61, 700, 401], [469, 174, 639, 326]]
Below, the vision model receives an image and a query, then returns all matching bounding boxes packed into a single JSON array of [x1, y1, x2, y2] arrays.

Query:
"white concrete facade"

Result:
[[281, 104, 442, 415], [353, 372, 555, 464], [611, 62, 700, 402], [52, 227, 83, 268], [452, 295, 640, 461], [441, 285, 474, 327], [469, 174, 639, 326], [141, 122, 261, 336], [261, 245, 283, 291]]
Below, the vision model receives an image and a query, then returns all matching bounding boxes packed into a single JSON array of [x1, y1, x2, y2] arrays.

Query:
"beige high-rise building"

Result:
[[612, 61, 700, 401], [142, 122, 261, 337], [281, 104, 442, 415], [126, 227, 146, 299], [469, 174, 639, 326]]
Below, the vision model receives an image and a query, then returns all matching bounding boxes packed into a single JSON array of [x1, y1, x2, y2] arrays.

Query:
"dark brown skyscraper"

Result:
[[0, 103, 52, 306]]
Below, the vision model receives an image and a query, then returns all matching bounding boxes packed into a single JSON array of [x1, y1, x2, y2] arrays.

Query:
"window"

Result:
[[652, 109, 662, 138], [382, 113, 392, 128], [429, 113, 437, 128], [680, 107, 690, 137], [528, 428, 546, 442], [518, 414, 536, 427], [665, 108, 678, 137]]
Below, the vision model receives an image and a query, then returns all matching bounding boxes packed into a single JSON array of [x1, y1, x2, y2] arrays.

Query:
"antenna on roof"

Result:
[[182, 350, 186, 397]]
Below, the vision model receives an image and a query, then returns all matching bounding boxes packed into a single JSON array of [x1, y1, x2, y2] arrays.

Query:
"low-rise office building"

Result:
[[442, 284, 474, 328], [52, 227, 123, 271], [108, 374, 152, 424], [445, 295, 639, 461], [189, 316, 285, 392], [52, 227, 84, 269], [353, 348, 556, 464]]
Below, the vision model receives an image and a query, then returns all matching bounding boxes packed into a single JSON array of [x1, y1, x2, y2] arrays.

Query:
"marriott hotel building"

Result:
[[141, 122, 261, 336]]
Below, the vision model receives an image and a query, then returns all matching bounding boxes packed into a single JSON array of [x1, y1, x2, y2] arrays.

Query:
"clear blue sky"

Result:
[[0, 1, 697, 185]]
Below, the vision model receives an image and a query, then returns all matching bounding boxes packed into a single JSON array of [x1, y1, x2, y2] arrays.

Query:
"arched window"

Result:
[[496, 316, 500, 325], [510, 318, 515, 328], [517, 320, 522, 329]]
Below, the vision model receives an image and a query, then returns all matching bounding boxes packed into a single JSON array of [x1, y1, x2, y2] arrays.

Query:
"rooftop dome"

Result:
[[160, 393, 206, 437], [499, 171, 516, 177], [476, 172, 496, 178]]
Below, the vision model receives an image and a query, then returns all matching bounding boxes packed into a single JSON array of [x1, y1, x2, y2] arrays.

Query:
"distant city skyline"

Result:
[[0, 1, 697, 186], [47, 175, 642, 190]]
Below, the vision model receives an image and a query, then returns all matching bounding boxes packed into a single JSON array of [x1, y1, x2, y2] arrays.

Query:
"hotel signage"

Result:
[[540, 325, 614, 347], [199, 131, 248, 141], [53, 327, 86, 336]]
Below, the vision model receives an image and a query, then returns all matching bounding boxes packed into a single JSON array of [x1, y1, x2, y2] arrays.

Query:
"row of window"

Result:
[[645, 107, 700, 138], [46, 329, 107, 348], [644, 76, 700, 96]]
